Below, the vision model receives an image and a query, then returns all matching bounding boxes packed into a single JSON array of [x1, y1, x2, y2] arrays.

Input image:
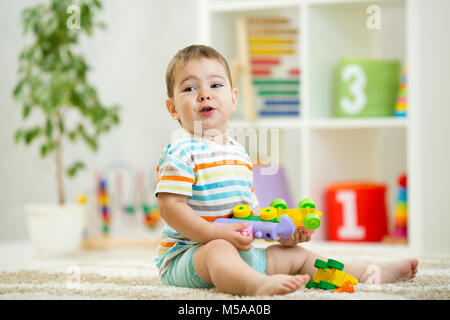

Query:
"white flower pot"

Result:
[[25, 204, 86, 257]]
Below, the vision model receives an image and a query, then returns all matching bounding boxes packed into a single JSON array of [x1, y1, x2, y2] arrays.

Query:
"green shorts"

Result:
[[161, 245, 267, 289]]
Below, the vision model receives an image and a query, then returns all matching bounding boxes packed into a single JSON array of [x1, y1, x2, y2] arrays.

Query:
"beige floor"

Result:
[[0, 239, 417, 272], [0, 240, 449, 299]]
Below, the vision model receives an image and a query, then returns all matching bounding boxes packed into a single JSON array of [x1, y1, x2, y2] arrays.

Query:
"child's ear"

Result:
[[166, 98, 179, 120], [231, 88, 238, 112]]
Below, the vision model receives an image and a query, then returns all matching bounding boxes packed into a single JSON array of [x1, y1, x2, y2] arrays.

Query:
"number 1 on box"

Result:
[[336, 190, 366, 239]]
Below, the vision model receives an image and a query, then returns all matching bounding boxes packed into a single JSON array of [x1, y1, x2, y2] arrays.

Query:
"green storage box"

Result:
[[336, 58, 401, 117]]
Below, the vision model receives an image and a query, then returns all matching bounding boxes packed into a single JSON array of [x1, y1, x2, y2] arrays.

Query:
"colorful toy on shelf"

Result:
[[77, 193, 88, 205], [265, 198, 322, 234], [383, 173, 408, 244], [82, 163, 163, 250], [393, 173, 407, 238], [306, 258, 358, 292], [142, 203, 160, 229], [395, 67, 408, 117], [214, 205, 295, 241], [97, 178, 110, 235], [232, 15, 301, 120]]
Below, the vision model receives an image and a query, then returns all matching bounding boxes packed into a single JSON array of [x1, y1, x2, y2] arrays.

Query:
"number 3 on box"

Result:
[[340, 64, 367, 115]]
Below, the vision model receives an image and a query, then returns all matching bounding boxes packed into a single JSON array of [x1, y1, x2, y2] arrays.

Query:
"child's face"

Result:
[[166, 58, 237, 137]]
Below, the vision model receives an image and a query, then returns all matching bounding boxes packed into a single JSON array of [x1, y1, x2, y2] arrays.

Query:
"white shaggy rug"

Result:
[[0, 242, 449, 300]]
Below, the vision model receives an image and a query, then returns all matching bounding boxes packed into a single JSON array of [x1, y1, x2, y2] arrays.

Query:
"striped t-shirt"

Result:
[[154, 129, 259, 276]]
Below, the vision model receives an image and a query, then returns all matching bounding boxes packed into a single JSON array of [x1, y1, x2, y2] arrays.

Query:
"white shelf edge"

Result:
[[307, 0, 405, 6], [229, 118, 303, 129], [209, 0, 302, 13], [209, 0, 400, 13], [229, 117, 408, 129], [308, 117, 409, 129]]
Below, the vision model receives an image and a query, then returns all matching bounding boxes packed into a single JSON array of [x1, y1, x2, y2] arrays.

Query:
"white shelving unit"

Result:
[[198, 0, 450, 254]]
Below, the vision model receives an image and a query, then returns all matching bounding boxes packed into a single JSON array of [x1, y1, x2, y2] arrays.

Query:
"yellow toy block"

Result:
[[306, 259, 358, 291], [313, 268, 358, 288]]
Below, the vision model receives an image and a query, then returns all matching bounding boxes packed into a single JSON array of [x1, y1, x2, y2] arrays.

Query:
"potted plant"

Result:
[[12, 0, 120, 256]]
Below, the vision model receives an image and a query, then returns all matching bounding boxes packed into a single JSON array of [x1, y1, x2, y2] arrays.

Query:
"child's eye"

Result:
[[211, 83, 223, 89], [183, 87, 195, 92]]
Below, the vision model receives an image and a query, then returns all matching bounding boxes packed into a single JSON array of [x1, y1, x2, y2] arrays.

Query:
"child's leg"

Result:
[[193, 239, 310, 296], [265, 243, 327, 278], [265, 244, 418, 284]]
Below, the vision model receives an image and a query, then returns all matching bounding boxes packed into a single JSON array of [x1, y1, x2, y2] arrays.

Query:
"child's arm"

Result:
[[157, 192, 253, 251]]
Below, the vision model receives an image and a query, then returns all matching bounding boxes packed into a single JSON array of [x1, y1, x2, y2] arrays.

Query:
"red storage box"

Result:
[[326, 182, 388, 242]]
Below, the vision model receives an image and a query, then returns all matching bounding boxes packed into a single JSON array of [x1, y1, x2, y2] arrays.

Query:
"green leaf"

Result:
[[77, 124, 97, 151], [22, 104, 32, 119], [43, 140, 56, 156], [67, 161, 85, 178], [97, 21, 107, 30], [68, 130, 77, 142], [14, 129, 24, 143], [45, 119, 53, 137], [93, 0, 103, 9], [40, 144, 48, 157], [58, 120, 64, 134], [13, 80, 25, 98], [24, 127, 41, 144]]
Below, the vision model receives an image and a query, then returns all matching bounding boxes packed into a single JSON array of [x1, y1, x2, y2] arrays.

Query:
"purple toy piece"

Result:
[[253, 165, 294, 208], [214, 215, 295, 241]]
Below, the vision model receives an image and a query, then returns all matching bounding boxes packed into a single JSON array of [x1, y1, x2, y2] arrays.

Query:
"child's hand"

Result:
[[213, 223, 253, 251], [278, 228, 311, 246]]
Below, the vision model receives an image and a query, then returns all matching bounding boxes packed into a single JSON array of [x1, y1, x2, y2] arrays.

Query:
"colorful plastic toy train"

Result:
[[214, 198, 323, 241]]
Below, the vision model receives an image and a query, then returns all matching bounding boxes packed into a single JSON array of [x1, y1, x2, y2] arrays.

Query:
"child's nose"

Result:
[[198, 88, 212, 101]]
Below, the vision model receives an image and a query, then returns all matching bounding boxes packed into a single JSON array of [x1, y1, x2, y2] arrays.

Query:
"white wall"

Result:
[[408, 0, 450, 254], [0, 0, 199, 240]]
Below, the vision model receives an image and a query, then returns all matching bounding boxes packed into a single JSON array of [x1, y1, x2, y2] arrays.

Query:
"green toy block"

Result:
[[314, 259, 329, 269], [327, 259, 345, 271], [336, 58, 401, 117], [304, 214, 321, 230], [306, 280, 319, 289], [270, 198, 288, 209], [298, 198, 315, 209], [318, 281, 337, 290]]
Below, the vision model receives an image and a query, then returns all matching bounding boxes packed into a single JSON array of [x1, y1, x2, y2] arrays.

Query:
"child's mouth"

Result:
[[200, 106, 215, 116]]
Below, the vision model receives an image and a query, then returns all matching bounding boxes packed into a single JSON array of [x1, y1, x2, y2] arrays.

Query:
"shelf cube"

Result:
[[336, 58, 401, 117], [326, 182, 388, 242]]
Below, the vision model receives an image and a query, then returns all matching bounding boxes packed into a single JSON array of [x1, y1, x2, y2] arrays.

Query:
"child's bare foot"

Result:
[[361, 258, 418, 284], [253, 274, 310, 296]]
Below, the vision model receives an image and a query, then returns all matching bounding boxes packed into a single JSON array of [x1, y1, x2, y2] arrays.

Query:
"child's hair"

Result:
[[165, 45, 233, 98]]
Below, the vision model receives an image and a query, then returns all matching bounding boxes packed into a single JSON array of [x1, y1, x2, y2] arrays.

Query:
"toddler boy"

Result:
[[155, 45, 418, 296]]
